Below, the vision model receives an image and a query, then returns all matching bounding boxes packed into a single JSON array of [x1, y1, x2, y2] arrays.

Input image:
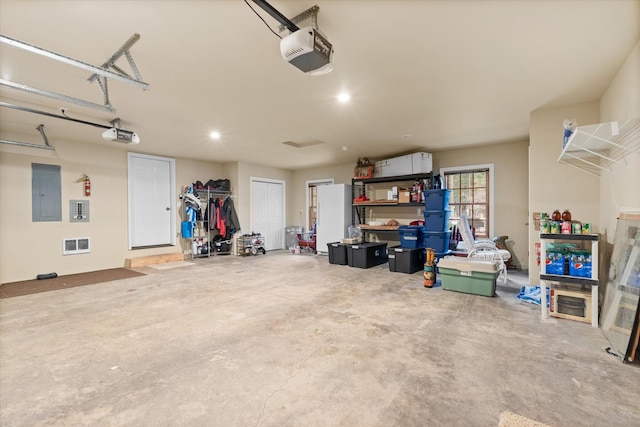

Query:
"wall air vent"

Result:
[[63, 237, 91, 255]]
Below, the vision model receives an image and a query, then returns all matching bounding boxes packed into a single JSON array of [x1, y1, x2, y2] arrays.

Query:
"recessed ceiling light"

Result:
[[342, 146, 348, 151], [401, 134, 412, 139], [209, 131, 221, 140], [337, 93, 351, 103]]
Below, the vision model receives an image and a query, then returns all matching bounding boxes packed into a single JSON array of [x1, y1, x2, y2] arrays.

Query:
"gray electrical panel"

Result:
[[70, 200, 89, 222], [32, 163, 62, 222]]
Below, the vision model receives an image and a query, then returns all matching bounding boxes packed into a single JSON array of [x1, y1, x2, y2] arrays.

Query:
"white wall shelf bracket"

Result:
[[557, 117, 640, 176]]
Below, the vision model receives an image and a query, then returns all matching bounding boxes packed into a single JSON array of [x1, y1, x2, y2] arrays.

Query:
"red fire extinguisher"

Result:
[[84, 175, 91, 197]]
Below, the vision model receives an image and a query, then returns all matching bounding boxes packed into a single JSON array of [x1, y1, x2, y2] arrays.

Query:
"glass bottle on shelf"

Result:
[[562, 209, 572, 221], [552, 209, 561, 221]]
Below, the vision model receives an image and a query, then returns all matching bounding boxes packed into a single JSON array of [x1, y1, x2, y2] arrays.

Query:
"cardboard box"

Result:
[[438, 256, 499, 297], [399, 190, 411, 203]]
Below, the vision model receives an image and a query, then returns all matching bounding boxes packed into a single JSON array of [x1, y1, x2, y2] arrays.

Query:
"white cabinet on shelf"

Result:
[[557, 116, 640, 176], [539, 233, 599, 327]]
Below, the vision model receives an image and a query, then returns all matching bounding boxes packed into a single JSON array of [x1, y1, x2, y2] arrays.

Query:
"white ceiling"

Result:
[[1, 1, 638, 170]]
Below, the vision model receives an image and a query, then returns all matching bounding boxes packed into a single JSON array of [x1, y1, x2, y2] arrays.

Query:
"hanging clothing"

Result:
[[205, 197, 217, 231], [222, 196, 240, 239]]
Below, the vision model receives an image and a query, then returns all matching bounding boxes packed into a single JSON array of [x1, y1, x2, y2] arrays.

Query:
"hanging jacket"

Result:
[[207, 197, 217, 231], [222, 197, 241, 239]]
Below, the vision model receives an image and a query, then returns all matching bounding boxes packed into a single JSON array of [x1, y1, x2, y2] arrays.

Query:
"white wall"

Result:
[[599, 40, 640, 242], [434, 140, 529, 269], [528, 41, 639, 281], [528, 102, 601, 278], [0, 139, 225, 283]]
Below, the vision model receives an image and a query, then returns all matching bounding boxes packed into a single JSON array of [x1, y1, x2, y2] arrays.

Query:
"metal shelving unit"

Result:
[[352, 172, 433, 241], [539, 233, 600, 327], [182, 187, 233, 259]]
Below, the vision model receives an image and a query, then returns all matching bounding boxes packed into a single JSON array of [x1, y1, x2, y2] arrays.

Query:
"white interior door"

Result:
[[128, 153, 176, 248], [251, 178, 285, 251]]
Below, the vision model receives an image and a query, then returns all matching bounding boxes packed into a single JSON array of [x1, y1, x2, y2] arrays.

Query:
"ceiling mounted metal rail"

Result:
[[251, 0, 299, 32], [0, 33, 149, 90], [0, 79, 116, 113], [1, 102, 112, 130], [0, 124, 55, 150]]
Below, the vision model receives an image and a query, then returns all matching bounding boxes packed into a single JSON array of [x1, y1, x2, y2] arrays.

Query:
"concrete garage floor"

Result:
[[1, 251, 639, 427]]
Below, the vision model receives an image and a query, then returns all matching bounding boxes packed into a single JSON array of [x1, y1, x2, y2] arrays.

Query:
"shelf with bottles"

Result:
[[539, 231, 599, 327], [352, 173, 434, 240]]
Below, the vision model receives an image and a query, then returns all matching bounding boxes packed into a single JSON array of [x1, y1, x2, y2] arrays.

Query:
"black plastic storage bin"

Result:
[[327, 242, 348, 265], [348, 242, 388, 268], [388, 246, 424, 274], [213, 239, 232, 253]]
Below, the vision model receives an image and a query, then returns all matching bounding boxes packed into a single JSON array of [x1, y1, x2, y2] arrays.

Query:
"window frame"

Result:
[[440, 164, 494, 238]]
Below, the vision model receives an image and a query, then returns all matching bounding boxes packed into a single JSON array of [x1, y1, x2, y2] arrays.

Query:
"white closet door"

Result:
[[251, 178, 285, 251], [128, 153, 176, 248]]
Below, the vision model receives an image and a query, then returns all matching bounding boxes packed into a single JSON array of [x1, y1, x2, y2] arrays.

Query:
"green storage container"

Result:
[[437, 256, 500, 297]]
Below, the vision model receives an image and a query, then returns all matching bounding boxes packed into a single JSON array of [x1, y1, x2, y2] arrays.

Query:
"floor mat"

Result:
[[0, 268, 146, 299]]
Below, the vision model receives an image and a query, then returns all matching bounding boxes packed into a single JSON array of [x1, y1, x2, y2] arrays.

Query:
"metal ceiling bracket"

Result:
[[94, 76, 112, 109], [87, 33, 147, 90], [36, 124, 53, 147], [0, 123, 55, 151], [0, 33, 150, 90], [277, 5, 320, 33], [0, 78, 115, 113]]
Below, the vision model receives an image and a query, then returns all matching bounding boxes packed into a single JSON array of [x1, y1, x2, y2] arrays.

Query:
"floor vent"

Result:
[[63, 237, 91, 255]]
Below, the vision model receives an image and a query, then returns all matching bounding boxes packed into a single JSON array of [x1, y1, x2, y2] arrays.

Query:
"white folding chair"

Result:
[[458, 214, 511, 283]]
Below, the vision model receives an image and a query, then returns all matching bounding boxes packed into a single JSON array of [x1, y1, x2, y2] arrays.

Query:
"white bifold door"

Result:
[[316, 184, 352, 254], [251, 178, 285, 251]]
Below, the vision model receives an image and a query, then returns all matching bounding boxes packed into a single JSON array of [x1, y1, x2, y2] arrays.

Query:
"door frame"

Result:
[[305, 178, 334, 231], [250, 176, 286, 250], [128, 152, 176, 249]]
